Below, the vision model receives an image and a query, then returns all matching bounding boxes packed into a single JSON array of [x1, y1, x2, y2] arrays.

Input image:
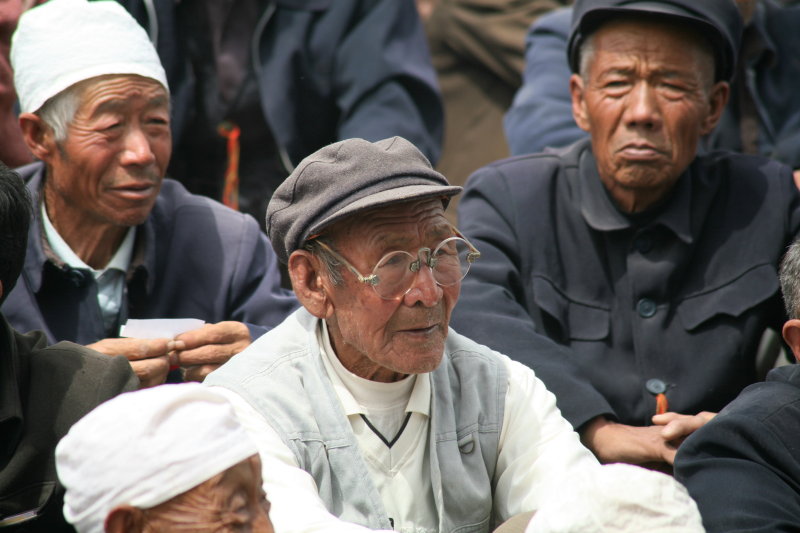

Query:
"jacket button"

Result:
[[646, 378, 668, 395], [637, 298, 656, 318], [69, 269, 89, 287], [633, 233, 653, 253]]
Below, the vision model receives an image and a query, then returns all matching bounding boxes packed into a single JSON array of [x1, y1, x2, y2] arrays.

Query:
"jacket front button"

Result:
[[637, 298, 656, 318]]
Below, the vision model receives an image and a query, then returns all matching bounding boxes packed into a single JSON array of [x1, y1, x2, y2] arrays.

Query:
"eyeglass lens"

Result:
[[372, 237, 474, 299]]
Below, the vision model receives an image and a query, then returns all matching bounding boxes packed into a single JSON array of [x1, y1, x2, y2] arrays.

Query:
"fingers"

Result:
[[653, 411, 717, 442], [173, 321, 251, 367], [129, 357, 170, 388], [175, 321, 250, 350], [182, 364, 222, 383], [87, 337, 180, 361]]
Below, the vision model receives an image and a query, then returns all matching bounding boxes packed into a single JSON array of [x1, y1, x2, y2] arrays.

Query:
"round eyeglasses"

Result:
[[315, 232, 481, 300]]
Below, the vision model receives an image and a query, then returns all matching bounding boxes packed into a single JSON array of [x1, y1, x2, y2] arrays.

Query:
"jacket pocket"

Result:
[[677, 263, 779, 331], [532, 276, 610, 341]]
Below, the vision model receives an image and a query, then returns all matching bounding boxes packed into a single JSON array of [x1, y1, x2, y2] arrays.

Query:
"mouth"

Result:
[[617, 143, 666, 161], [398, 324, 440, 336], [111, 181, 159, 200]]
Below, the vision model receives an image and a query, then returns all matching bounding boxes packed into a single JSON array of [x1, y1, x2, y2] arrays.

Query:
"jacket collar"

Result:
[[577, 142, 694, 244]]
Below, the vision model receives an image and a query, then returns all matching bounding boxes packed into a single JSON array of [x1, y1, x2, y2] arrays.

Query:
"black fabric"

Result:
[[0, 315, 138, 532], [675, 365, 800, 532], [453, 138, 800, 429]]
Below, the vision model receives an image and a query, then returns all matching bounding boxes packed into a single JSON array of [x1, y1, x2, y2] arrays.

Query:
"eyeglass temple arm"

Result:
[[451, 226, 482, 263]]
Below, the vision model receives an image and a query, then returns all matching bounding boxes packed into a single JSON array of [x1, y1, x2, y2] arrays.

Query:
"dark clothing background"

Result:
[[452, 139, 800, 429], [0, 315, 137, 532], [118, 0, 443, 224], [675, 365, 800, 532], [4, 162, 298, 346], [504, 1, 800, 170]]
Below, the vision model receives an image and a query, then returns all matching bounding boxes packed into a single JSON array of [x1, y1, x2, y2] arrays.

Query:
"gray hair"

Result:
[[35, 82, 82, 143], [303, 237, 345, 286], [780, 240, 800, 319]]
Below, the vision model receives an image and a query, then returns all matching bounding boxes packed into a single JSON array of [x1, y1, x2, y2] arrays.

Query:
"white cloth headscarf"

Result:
[[526, 463, 705, 533], [56, 384, 259, 533], [11, 0, 168, 114]]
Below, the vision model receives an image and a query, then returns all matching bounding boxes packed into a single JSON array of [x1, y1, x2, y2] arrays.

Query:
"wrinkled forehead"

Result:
[[325, 197, 451, 247]]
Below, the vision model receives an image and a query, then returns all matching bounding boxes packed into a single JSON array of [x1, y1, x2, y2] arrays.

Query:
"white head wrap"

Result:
[[11, 0, 168, 114], [55, 384, 259, 533], [526, 464, 705, 533]]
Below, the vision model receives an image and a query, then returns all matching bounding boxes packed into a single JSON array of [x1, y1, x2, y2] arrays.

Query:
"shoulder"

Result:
[[21, 334, 137, 433], [207, 309, 316, 386], [698, 150, 793, 184], [150, 179, 263, 238]]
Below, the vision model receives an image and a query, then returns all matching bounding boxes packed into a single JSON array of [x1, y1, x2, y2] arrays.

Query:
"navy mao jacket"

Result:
[[452, 139, 800, 429], [3, 162, 298, 345]]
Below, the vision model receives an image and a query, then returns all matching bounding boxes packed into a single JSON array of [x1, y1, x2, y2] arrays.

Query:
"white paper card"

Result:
[[119, 318, 205, 339]]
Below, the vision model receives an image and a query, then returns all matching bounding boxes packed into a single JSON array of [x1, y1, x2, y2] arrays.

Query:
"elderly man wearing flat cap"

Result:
[[451, 0, 800, 469], [206, 136, 599, 533], [3, 0, 297, 387]]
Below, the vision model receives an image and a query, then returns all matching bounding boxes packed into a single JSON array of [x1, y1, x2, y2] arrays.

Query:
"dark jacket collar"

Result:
[[576, 140, 694, 243]]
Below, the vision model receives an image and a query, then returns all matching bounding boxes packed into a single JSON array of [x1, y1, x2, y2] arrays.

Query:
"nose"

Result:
[[403, 261, 442, 307], [624, 82, 661, 130], [119, 126, 157, 167]]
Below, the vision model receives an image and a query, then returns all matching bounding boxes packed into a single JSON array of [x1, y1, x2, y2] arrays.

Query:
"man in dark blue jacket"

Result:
[[674, 239, 800, 532], [116, 0, 443, 225], [4, 0, 297, 387], [453, 0, 800, 469]]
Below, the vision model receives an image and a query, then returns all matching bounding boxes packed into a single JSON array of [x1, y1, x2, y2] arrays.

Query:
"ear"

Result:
[[783, 319, 800, 363], [569, 73, 591, 132], [288, 250, 334, 319], [105, 505, 146, 533], [699, 81, 730, 135], [19, 112, 58, 162]]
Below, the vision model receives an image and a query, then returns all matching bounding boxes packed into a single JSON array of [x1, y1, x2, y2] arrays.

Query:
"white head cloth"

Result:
[[11, 0, 168, 114], [56, 383, 259, 533], [526, 464, 705, 533]]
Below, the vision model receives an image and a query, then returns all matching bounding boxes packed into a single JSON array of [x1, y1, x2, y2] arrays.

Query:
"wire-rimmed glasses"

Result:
[[314, 228, 481, 300]]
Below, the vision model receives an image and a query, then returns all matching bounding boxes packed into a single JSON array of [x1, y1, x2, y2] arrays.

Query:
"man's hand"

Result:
[[652, 411, 716, 446], [173, 321, 251, 382], [88, 337, 176, 388], [580, 412, 715, 467]]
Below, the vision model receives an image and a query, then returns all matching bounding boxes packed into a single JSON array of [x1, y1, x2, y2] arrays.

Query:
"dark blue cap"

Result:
[[568, 0, 743, 82]]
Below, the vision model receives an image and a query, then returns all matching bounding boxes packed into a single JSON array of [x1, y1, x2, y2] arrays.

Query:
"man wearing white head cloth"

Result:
[[3, 0, 297, 387], [56, 383, 274, 532]]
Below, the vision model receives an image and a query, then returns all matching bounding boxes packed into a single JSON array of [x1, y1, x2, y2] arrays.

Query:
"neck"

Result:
[[43, 190, 128, 270], [602, 181, 673, 215]]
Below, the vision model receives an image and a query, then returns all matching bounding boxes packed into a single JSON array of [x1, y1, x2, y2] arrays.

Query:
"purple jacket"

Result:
[[3, 162, 298, 345]]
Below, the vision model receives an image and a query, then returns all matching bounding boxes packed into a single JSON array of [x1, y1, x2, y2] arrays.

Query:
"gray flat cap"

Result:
[[568, 0, 742, 82], [267, 137, 461, 264]]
